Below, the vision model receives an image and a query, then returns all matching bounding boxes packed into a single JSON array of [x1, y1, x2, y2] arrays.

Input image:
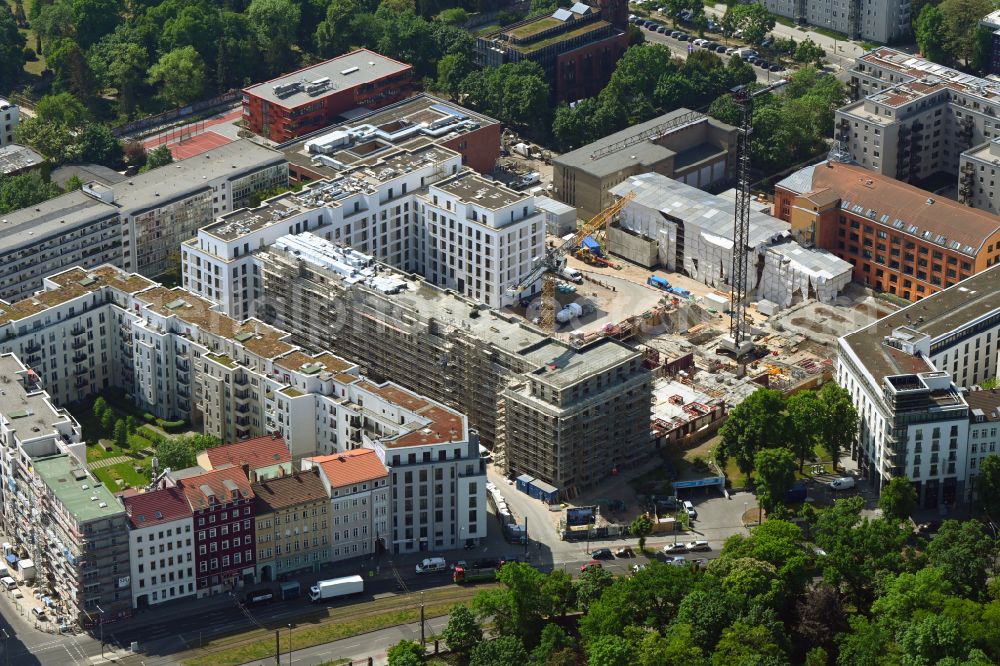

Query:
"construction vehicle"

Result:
[[506, 192, 635, 329], [721, 78, 789, 359]]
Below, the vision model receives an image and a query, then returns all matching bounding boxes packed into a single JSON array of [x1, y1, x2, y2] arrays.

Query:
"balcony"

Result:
[[75, 377, 89, 389], [72, 352, 87, 364], [70, 325, 86, 337], [74, 365, 88, 377], [234, 389, 252, 402], [25, 354, 40, 366], [72, 339, 86, 350], [24, 341, 41, 354], [176, 359, 190, 372], [234, 375, 249, 387]]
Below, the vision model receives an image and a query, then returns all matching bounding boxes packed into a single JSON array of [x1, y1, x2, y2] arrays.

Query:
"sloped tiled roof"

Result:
[[177, 466, 255, 510], [252, 468, 329, 513], [309, 449, 388, 489], [122, 487, 192, 529], [205, 435, 291, 472]]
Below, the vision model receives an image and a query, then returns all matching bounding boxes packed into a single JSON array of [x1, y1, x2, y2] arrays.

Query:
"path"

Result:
[[88, 455, 132, 470]]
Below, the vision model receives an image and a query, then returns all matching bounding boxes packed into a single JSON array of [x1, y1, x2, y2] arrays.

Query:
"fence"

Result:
[[111, 90, 240, 139]]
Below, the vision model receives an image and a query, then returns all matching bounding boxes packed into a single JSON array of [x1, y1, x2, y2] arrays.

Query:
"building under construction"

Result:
[[256, 232, 653, 498]]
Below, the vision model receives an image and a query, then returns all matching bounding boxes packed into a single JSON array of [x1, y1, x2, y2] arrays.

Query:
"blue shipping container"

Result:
[[581, 236, 602, 256]]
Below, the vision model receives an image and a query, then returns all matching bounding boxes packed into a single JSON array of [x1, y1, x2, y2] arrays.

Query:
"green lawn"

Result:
[[92, 459, 152, 492], [5, 0, 46, 77]]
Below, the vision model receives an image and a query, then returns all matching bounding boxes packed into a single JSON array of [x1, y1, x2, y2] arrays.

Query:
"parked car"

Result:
[[726, 46, 738, 55], [580, 561, 603, 572], [663, 542, 688, 554], [755, 59, 770, 69], [670, 30, 682, 37], [591, 548, 614, 560], [687, 540, 711, 552], [657, 25, 668, 33], [830, 476, 856, 490], [693, 38, 707, 46], [669, 556, 688, 567], [683, 500, 697, 519], [770, 64, 785, 72], [677, 33, 689, 41], [615, 546, 635, 558], [745, 55, 759, 64], [715, 45, 728, 53]]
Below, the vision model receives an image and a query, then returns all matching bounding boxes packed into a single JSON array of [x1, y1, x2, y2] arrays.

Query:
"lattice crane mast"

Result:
[[724, 78, 789, 358], [507, 192, 635, 329]]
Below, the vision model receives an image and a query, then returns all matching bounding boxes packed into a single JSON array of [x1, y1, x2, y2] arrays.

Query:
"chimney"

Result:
[[241, 463, 251, 481]]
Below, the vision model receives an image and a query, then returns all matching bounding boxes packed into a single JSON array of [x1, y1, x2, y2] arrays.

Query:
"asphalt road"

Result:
[[639, 24, 783, 85]]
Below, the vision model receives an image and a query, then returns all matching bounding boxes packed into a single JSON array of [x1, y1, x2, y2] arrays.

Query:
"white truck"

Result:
[[559, 266, 583, 283], [309, 575, 364, 603]]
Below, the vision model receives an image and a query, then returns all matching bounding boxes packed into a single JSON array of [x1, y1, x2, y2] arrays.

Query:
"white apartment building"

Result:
[[838, 265, 1000, 507], [763, 0, 910, 43], [0, 99, 19, 147], [303, 449, 390, 561], [183, 145, 543, 315], [0, 140, 286, 302], [837, 48, 1000, 214], [122, 487, 196, 609]]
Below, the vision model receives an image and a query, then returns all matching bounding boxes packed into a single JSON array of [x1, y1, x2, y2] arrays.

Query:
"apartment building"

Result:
[[257, 234, 655, 496], [476, 0, 628, 103], [196, 435, 292, 482], [251, 468, 330, 581], [183, 165, 543, 315], [774, 160, 1000, 301], [0, 140, 286, 301], [553, 109, 737, 220], [762, 0, 911, 43], [501, 338, 652, 493], [837, 47, 1000, 214], [122, 487, 196, 609], [175, 467, 256, 597], [242, 49, 414, 143], [838, 266, 1000, 507], [304, 450, 390, 560], [0, 99, 19, 147]]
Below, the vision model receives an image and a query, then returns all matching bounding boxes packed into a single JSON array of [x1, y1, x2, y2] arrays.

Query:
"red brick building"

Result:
[[774, 160, 1000, 302], [176, 467, 257, 597], [242, 49, 414, 143]]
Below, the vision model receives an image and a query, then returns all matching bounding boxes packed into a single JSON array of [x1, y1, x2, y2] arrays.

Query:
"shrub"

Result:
[[156, 418, 188, 432], [142, 412, 155, 422]]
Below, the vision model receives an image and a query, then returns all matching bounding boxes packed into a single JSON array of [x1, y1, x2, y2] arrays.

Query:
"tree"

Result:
[[795, 585, 846, 651], [675, 584, 740, 650], [531, 624, 575, 665], [442, 604, 481, 657], [471, 562, 546, 646], [436, 52, 473, 97], [785, 390, 822, 471], [927, 520, 996, 601], [879, 476, 917, 522], [92, 397, 109, 420], [32, 0, 75, 52], [35, 92, 89, 129], [898, 615, 971, 666], [144, 145, 174, 171], [837, 614, 896, 666], [246, 0, 301, 73], [794, 38, 826, 65], [0, 5, 26, 87], [712, 620, 787, 665], [540, 569, 575, 618], [939, 0, 993, 67], [123, 141, 147, 168], [718, 388, 787, 477], [976, 454, 1000, 519], [70, 0, 123, 49], [148, 46, 206, 107], [630, 514, 653, 551], [114, 419, 128, 448], [0, 172, 62, 215], [754, 447, 796, 514], [915, 4, 948, 64], [64, 175, 84, 192], [77, 124, 123, 167], [587, 634, 635, 666], [575, 563, 615, 612], [88, 31, 148, 116], [436, 7, 468, 24], [100, 406, 116, 433], [470, 636, 529, 666], [155, 438, 196, 470], [721, 2, 775, 45], [387, 639, 423, 666], [817, 383, 858, 472], [314, 0, 361, 58]]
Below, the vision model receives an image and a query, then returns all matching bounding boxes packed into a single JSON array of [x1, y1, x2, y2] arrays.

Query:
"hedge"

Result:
[[156, 418, 188, 433]]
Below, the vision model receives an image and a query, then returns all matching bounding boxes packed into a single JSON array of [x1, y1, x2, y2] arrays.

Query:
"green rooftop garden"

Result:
[[507, 16, 562, 39]]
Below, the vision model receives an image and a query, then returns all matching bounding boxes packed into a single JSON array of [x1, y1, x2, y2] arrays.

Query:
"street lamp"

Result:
[[95, 604, 105, 659], [1, 627, 9, 666], [287, 624, 292, 666]]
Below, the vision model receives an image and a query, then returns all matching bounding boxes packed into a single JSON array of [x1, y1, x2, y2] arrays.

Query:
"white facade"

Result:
[[0, 100, 18, 147], [837, 266, 1000, 507], [183, 166, 544, 314], [126, 514, 196, 608]]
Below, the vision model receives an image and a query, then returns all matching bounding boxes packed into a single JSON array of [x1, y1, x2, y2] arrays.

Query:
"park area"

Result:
[[73, 390, 219, 492]]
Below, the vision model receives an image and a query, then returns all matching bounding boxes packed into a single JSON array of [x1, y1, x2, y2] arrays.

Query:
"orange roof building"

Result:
[[774, 160, 1000, 302], [196, 435, 292, 482]]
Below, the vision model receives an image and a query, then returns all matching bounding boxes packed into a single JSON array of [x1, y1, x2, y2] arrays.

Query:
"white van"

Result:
[[1, 576, 16, 591], [733, 48, 757, 60], [682, 500, 697, 519], [415, 557, 447, 574], [829, 476, 856, 490], [31, 607, 45, 620]]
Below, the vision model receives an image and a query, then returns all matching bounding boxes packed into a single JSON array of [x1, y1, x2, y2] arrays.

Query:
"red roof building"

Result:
[[306, 449, 389, 490], [175, 467, 257, 596], [122, 487, 196, 608], [241, 49, 414, 143], [196, 435, 292, 482]]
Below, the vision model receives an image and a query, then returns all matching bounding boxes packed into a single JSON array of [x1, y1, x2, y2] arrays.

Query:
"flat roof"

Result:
[[244, 49, 411, 107], [531, 337, 640, 389], [0, 190, 116, 247], [858, 47, 1000, 104], [554, 109, 730, 179], [0, 144, 43, 175], [33, 455, 123, 523], [432, 172, 528, 212], [0, 355, 71, 439], [50, 163, 126, 189], [0, 266, 153, 325], [842, 266, 1000, 379]]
